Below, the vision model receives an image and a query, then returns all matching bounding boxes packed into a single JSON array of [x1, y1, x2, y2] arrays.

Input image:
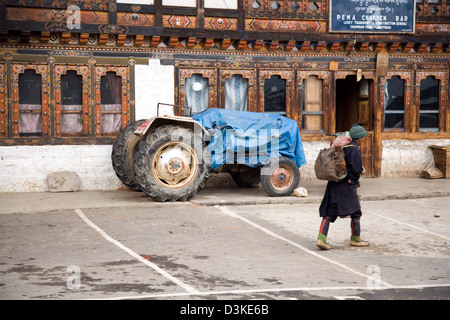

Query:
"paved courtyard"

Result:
[[1, 190, 448, 304]]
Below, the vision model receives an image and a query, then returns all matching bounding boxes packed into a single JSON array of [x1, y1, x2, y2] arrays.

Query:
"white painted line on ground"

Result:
[[74, 208, 199, 294], [89, 283, 450, 300], [334, 296, 365, 300], [215, 205, 394, 288], [365, 209, 450, 241]]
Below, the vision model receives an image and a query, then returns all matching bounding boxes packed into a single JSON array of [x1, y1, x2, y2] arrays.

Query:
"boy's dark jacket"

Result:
[[319, 140, 363, 220]]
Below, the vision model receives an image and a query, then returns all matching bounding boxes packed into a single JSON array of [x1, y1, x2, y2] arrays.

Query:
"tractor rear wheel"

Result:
[[260, 157, 300, 197], [133, 125, 209, 201]]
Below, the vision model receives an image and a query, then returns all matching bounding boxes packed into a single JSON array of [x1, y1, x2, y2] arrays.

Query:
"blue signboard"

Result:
[[330, 0, 415, 33]]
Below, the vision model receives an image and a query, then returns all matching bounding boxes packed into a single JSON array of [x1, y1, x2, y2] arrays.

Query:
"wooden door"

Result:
[[335, 73, 375, 177]]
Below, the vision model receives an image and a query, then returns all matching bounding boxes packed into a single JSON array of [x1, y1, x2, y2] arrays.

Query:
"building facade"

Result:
[[0, 0, 449, 192]]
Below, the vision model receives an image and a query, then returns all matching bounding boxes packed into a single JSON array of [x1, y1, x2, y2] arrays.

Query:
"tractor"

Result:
[[112, 103, 306, 202]]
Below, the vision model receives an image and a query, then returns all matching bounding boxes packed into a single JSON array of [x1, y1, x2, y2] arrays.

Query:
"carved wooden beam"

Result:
[[402, 42, 415, 53], [328, 41, 340, 51], [415, 43, 428, 53], [285, 40, 296, 51], [150, 36, 160, 47], [20, 31, 31, 43], [204, 38, 214, 49], [301, 41, 313, 51], [269, 40, 279, 50], [79, 33, 89, 45], [221, 38, 231, 49], [344, 40, 355, 52], [315, 41, 326, 51], [430, 43, 442, 53], [186, 37, 196, 48], [253, 40, 264, 50], [237, 39, 247, 50], [116, 34, 126, 46], [388, 42, 400, 52], [40, 31, 50, 43], [0, 30, 8, 42], [358, 42, 371, 52], [167, 36, 178, 47], [373, 42, 385, 52], [98, 33, 108, 45], [134, 35, 144, 46]]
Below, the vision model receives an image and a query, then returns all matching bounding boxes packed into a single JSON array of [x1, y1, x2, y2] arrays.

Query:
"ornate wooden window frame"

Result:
[[11, 63, 50, 138], [297, 70, 330, 134], [219, 68, 257, 112], [54, 64, 91, 137], [415, 70, 448, 133], [380, 71, 413, 133], [259, 69, 294, 117], [94, 66, 130, 137], [178, 67, 217, 115], [0, 54, 136, 145]]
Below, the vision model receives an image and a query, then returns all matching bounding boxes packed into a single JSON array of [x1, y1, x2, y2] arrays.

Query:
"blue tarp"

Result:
[[192, 108, 306, 170]]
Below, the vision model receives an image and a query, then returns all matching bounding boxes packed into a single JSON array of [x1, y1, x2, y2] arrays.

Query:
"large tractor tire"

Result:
[[111, 119, 145, 191], [133, 125, 209, 202], [260, 157, 300, 197]]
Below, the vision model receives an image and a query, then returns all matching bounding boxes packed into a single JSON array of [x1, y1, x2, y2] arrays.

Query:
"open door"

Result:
[[336, 75, 374, 177]]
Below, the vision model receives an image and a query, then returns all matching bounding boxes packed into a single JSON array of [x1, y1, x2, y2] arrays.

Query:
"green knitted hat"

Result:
[[349, 124, 367, 139]]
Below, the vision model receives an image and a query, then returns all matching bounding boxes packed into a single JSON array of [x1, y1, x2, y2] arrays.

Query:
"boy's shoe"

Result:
[[316, 239, 331, 250], [350, 239, 370, 247]]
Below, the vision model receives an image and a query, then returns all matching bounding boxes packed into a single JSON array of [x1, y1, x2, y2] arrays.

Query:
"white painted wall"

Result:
[[381, 139, 450, 178], [135, 59, 175, 120], [205, 0, 237, 9], [117, 0, 154, 4], [163, 0, 196, 7], [0, 145, 122, 192]]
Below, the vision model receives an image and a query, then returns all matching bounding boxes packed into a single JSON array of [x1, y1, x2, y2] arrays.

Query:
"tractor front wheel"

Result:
[[111, 119, 145, 191]]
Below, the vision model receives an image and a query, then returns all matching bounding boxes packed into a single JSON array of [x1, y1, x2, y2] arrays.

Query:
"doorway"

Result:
[[335, 75, 374, 177]]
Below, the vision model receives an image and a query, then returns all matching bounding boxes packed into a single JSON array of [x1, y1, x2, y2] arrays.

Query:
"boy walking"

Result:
[[316, 124, 370, 250]]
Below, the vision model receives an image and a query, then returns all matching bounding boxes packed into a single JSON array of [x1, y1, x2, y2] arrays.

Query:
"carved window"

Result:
[[100, 72, 123, 134], [419, 76, 440, 131], [94, 66, 130, 137], [264, 75, 286, 115], [224, 74, 248, 111], [60, 71, 84, 135], [302, 75, 323, 132], [54, 66, 91, 137], [18, 69, 43, 136], [384, 76, 405, 131], [1, 58, 133, 145], [185, 73, 210, 115]]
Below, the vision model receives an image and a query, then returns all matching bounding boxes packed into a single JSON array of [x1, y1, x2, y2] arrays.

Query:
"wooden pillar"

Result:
[[373, 76, 383, 177]]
